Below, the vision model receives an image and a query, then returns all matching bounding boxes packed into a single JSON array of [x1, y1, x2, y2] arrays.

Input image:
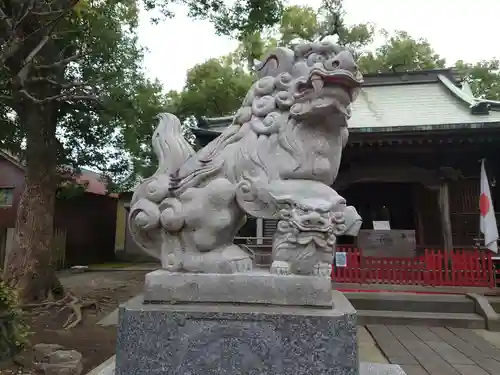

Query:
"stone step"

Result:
[[357, 309, 485, 329], [345, 292, 476, 314], [488, 296, 500, 313]]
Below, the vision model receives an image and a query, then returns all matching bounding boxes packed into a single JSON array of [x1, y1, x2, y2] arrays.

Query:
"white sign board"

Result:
[[373, 221, 391, 230], [357, 229, 416, 258], [335, 252, 347, 267]]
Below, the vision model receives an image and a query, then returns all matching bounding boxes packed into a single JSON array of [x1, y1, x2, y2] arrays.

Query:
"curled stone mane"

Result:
[[174, 39, 359, 193]]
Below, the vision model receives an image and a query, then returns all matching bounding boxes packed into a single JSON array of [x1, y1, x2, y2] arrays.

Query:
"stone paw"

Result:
[[231, 257, 253, 273], [161, 253, 182, 271], [270, 261, 291, 275], [312, 262, 332, 277]]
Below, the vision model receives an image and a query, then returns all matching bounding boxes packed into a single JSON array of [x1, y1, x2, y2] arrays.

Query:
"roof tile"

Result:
[[349, 82, 500, 129]]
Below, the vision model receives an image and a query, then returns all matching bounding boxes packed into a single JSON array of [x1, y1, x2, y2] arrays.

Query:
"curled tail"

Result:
[[152, 113, 195, 179], [129, 113, 194, 259]]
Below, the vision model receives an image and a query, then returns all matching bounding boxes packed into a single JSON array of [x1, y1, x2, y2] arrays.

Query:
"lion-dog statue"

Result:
[[129, 39, 363, 275]]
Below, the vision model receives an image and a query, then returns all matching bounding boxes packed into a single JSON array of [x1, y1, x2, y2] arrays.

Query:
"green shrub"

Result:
[[0, 280, 29, 361]]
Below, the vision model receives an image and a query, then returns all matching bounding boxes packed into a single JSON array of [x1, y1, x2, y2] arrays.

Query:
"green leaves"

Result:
[[229, 1, 376, 69], [179, 58, 253, 119], [455, 59, 500, 100], [195, 0, 285, 39], [0, 281, 29, 362], [358, 30, 446, 73], [141, 0, 285, 36], [279, 5, 318, 46]]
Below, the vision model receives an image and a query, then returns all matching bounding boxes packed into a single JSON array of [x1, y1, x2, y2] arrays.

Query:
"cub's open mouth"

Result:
[[294, 222, 333, 233]]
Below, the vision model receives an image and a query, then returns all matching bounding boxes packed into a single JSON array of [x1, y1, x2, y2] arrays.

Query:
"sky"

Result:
[[137, 0, 500, 93]]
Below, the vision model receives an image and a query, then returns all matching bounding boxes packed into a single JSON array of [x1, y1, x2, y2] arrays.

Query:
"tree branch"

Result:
[[20, 89, 100, 104], [0, 6, 15, 30], [35, 53, 81, 69], [0, 6, 23, 66], [0, 94, 13, 103], [28, 77, 86, 89], [14, 0, 37, 30], [31, 10, 66, 17], [17, 0, 80, 83]]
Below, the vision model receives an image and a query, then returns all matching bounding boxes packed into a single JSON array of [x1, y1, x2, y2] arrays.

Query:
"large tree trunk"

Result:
[[2, 101, 63, 303]]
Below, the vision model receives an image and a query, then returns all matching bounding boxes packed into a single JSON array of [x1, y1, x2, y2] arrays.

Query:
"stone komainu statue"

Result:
[[129, 39, 363, 275]]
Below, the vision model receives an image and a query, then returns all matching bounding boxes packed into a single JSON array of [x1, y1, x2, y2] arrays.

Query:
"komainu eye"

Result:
[[324, 58, 340, 70], [307, 53, 325, 66]]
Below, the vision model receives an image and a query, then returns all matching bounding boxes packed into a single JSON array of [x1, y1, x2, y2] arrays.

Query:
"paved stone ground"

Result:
[[367, 325, 500, 375], [358, 326, 389, 364]]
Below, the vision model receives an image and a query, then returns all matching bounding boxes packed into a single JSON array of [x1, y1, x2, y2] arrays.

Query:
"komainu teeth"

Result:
[[311, 75, 324, 93]]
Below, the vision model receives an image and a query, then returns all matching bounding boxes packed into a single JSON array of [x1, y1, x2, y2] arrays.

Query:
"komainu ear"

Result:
[[254, 47, 295, 79]]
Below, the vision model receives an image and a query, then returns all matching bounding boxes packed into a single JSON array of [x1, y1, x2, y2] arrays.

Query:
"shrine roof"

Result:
[[194, 68, 500, 136]]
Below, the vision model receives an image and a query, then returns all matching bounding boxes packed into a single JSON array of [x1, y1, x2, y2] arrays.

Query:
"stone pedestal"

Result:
[[113, 270, 406, 375], [114, 270, 357, 375], [116, 297, 357, 375]]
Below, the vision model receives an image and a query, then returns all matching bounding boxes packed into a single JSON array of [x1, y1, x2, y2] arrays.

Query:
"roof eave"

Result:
[[197, 115, 234, 129], [0, 150, 25, 170], [350, 121, 500, 134], [438, 74, 500, 114], [192, 127, 223, 136]]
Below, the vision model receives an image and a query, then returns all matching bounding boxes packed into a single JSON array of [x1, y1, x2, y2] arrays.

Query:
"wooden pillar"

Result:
[[438, 182, 453, 251], [413, 184, 425, 245], [256, 218, 264, 245]]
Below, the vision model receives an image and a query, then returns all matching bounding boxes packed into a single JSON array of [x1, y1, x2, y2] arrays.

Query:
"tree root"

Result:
[[62, 294, 97, 330], [19, 292, 97, 329]]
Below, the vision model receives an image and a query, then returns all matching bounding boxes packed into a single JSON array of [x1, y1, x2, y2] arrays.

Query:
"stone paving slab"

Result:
[[429, 327, 487, 359], [407, 326, 441, 342], [452, 364, 490, 375], [449, 327, 500, 358], [476, 329, 500, 349], [358, 326, 389, 364], [366, 325, 419, 365], [399, 364, 429, 375], [367, 325, 500, 375], [476, 358, 500, 374], [425, 341, 474, 365]]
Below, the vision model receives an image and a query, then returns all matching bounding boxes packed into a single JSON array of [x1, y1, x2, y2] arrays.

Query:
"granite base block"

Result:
[[88, 359, 407, 375], [115, 292, 358, 375], [143, 270, 333, 307]]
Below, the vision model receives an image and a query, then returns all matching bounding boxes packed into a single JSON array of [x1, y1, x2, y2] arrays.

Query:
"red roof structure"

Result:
[[0, 150, 115, 197]]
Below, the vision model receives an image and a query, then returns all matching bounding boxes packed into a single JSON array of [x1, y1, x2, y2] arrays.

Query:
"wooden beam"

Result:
[[438, 183, 454, 251], [256, 218, 264, 245]]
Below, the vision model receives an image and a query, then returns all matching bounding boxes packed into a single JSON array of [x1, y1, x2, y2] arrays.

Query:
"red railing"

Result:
[[331, 248, 495, 288]]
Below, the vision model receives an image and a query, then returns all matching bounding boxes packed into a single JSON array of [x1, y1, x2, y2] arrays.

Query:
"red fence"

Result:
[[331, 248, 495, 288]]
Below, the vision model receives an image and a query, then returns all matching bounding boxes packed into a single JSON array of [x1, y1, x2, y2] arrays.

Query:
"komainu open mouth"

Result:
[[294, 68, 363, 103]]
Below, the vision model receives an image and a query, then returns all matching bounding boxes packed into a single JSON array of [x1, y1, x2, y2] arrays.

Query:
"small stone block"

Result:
[[86, 356, 116, 375], [359, 363, 407, 374], [143, 269, 334, 307], [115, 295, 358, 374]]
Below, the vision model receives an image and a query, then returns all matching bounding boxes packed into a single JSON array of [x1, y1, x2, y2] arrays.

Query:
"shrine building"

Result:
[[193, 69, 500, 259]]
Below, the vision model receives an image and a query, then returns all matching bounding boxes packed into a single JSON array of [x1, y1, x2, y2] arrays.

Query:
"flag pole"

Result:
[[479, 158, 499, 253]]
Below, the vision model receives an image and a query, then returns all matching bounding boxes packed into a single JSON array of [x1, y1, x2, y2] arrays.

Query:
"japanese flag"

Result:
[[480, 160, 498, 253]]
